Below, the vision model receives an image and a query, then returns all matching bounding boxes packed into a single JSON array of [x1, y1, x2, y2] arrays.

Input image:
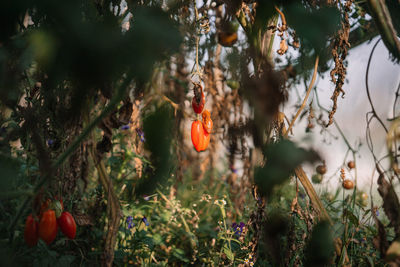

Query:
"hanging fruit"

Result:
[[201, 110, 213, 134], [57, 211, 77, 239], [24, 214, 39, 247], [347, 161, 355, 169], [217, 31, 238, 47], [342, 179, 354, 190], [217, 21, 238, 47], [191, 120, 210, 152], [356, 191, 368, 207], [312, 173, 323, 184], [316, 163, 327, 175], [38, 209, 58, 245], [192, 82, 205, 114]]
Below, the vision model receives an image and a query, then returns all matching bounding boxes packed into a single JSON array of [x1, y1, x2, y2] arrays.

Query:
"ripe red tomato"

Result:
[[192, 83, 205, 114], [191, 120, 210, 152], [57, 211, 76, 239], [201, 110, 213, 134], [38, 210, 57, 244], [24, 214, 39, 247]]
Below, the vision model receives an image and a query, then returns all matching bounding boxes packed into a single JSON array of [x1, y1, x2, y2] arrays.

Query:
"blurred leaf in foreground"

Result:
[[135, 104, 174, 196], [255, 139, 319, 197], [304, 220, 334, 267]]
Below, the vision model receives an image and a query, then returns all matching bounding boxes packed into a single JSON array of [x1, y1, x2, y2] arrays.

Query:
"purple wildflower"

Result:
[[142, 216, 149, 226], [229, 165, 238, 174], [232, 222, 245, 237], [121, 124, 130, 130], [47, 139, 54, 146], [143, 195, 150, 201], [126, 216, 134, 229], [135, 128, 145, 142], [376, 210, 379, 217]]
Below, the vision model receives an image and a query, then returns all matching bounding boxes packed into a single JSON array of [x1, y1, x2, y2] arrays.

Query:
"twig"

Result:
[[365, 38, 388, 133], [285, 56, 319, 137], [274, 6, 287, 28], [191, 0, 203, 79]]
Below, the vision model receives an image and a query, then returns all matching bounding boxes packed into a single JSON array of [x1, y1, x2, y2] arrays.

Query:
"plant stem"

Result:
[[285, 56, 319, 137]]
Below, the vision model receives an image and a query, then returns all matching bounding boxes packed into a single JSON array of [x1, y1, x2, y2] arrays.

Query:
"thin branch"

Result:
[[365, 38, 388, 133], [274, 6, 287, 28], [285, 56, 319, 137]]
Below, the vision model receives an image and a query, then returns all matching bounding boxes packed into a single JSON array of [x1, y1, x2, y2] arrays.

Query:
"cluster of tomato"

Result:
[[341, 164, 355, 190], [24, 197, 76, 247], [312, 161, 356, 190], [191, 82, 213, 152]]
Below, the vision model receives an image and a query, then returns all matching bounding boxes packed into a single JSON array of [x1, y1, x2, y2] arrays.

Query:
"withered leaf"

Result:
[[377, 172, 400, 235], [74, 212, 94, 226]]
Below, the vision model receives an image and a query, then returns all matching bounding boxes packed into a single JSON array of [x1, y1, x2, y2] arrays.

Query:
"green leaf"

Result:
[[223, 244, 235, 262], [172, 248, 189, 263], [344, 209, 360, 226]]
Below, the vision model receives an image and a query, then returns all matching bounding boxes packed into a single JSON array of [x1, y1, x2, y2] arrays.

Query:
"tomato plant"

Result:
[[24, 214, 39, 247], [57, 211, 76, 239], [38, 210, 57, 245]]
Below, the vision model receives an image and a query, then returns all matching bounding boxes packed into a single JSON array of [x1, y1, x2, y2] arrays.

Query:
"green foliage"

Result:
[[255, 139, 319, 197]]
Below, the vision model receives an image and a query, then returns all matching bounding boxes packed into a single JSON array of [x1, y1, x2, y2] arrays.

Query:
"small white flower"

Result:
[[248, 255, 252, 260], [249, 262, 254, 266], [244, 259, 249, 264], [214, 200, 219, 205], [221, 199, 227, 205]]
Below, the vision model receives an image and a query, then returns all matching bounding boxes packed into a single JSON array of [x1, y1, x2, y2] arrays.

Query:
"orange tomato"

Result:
[[201, 110, 213, 134], [217, 31, 238, 47], [191, 120, 210, 152]]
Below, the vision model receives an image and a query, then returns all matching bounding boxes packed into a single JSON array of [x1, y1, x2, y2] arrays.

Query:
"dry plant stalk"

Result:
[[327, 0, 352, 127]]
